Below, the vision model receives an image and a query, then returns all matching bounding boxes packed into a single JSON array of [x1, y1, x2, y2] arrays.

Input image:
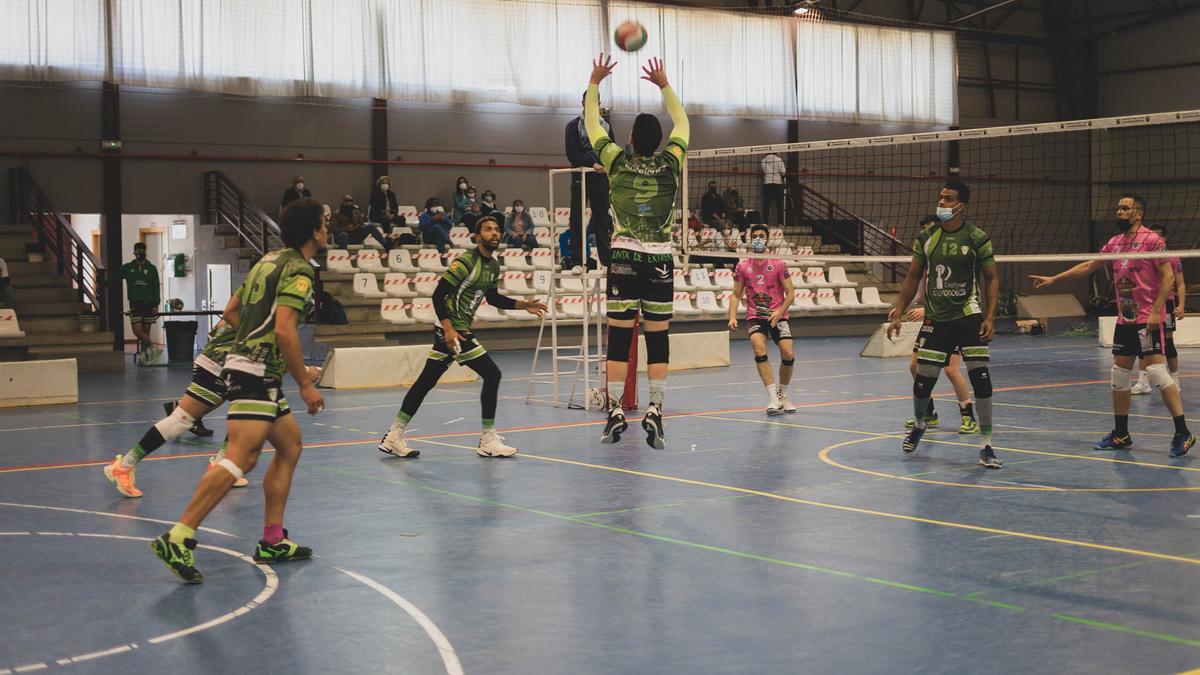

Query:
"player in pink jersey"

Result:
[[1131, 226, 1185, 394], [1031, 194, 1193, 457], [728, 224, 797, 414]]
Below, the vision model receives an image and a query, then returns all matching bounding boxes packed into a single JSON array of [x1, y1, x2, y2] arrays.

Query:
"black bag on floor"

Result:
[[318, 290, 348, 324]]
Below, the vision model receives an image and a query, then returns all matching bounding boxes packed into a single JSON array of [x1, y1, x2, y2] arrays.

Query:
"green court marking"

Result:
[[1053, 614, 1200, 649], [1025, 561, 1151, 587], [320, 466, 1200, 651]]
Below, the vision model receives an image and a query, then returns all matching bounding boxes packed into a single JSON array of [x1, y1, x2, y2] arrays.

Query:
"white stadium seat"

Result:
[[386, 248, 420, 273], [530, 248, 555, 269], [0, 309, 26, 338], [559, 296, 586, 318], [383, 272, 417, 298], [416, 249, 446, 272], [815, 288, 840, 309], [793, 288, 823, 312], [695, 291, 722, 314], [673, 269, 696, 291], [501, 271, 534, 295], [449, 227, 472, 248], [353, 273, 386, 298], [410, 300, 438, 324], [712, 268, 735, 290], [476, 301, 509, 322], [689, 268, 719, 290], [356, 248, 386, 272], [860, 286, 891, 309], [532, 270, 553, 293], [716, 290, 733, 311], [673, 292, 702, 316], [804, 267, 828, 286], [413, 273, 440, 297], [533, 227, 553, 247], [502, 248, 533, 271], [397, 205, 419, 222], [838, 287, 863, 307], [827, 266, 857, 287], [528, 207, 551, 226], [379, 299, 416, 325], [325, 249, 355, 273]]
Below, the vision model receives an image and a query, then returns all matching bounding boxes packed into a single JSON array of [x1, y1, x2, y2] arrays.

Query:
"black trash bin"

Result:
[[164, 320, 199, 363]]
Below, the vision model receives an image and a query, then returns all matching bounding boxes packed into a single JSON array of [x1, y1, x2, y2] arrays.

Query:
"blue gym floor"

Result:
[[1, 335, 1198, 675]]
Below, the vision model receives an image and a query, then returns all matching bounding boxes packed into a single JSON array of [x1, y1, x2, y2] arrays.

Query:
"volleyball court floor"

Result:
[[2, 335, 1198, 674]]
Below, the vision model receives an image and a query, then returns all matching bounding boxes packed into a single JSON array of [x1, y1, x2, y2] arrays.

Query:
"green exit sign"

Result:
[[101, 139, 122, 151]]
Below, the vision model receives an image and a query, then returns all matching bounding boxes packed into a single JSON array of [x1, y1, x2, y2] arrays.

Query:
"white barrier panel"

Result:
[[860, 321, 922, 358], [320, 346, 478, 389], [1100, 316, 1200, 347], [1017, 293, 1084, 319], [634, 331, 730, 372], [0, 358, 78, 407]]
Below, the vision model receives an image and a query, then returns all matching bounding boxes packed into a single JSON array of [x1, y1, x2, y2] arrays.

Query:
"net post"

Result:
[[621, 317, 639, 410]]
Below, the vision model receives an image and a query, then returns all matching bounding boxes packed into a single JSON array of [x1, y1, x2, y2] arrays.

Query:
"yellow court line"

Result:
[[408, 437, 1200, 568], [696, 414, 1200, 476]]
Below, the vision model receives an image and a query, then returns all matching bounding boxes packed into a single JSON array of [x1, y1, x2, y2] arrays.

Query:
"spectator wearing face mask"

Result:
[[460, 187, 483, 230], [724, 187, 750, 229], [368, 175, 403, 229], [331, 194, 389, 249], [452, 176, 472, 224], [280, 176, 310, 216], [479, 190, 503, 222], [701, 181, 727, 229], [503, 200, 538, 251], [419, 197, 453, 253]]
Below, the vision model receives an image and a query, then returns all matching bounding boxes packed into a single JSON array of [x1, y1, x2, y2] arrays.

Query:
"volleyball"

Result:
[[614, 20, 648, 52]]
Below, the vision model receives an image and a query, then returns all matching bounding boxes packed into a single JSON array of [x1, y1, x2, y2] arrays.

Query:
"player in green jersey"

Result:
[[151, 198, 327, 583], [379, 216, 547, 458], [887, 181, 1002, 469], [116, 242, 162, 365], [103, 305, 249, 498], [584, 53, 689, 449]]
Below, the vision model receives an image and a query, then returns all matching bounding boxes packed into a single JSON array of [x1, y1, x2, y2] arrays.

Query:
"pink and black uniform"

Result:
[[1101, 226, 1170, 357], [734, 258, 792, 343], [1165, 255, 1183, 359]]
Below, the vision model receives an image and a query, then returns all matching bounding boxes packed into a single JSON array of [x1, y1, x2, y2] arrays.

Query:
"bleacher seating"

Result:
[[838, 287, 863, 308], [356, 248, 386, 272], [793, 288, 823, 312], [673, 269, 696, 291], [410, 300, 437, 324], [325, 249, 355, 273], [416, 249, 446, 272], [695, 291, 722, 315], [383, 272, 417, 298], [815, 288, 840, 309], [502, 248, 534, 271], [380, 300, 416, 325], [530, 248, 554, 269], [689, 268, 719, 291], [386, 249, 420, 273], [532, 270, 553, 293], [713, 268, 735, 289], [528, 207, 551, 226], [353, 273, 387, 298], [476, 301, 509, 322], [673, 292, 702, 316], [413, 273, 440, 297], [827, 266, 856, 287], [0, 309, 26, 338], [804, 267, 829, 286], [533, 227, 553, 247], [397, 205, 419, 222], [501, 271, 533, 295], [449, 227, 472, 248], [860, 286, 891, 309]]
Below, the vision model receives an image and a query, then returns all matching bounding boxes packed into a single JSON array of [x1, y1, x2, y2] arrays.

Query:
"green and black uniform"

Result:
[[222, 248, 315, 421], [186, 324, 237, 407], [912, 222, 995, 366], [586, 82, 689, 321], [396, 248, 519, 429], [118, 259, 161, 324]]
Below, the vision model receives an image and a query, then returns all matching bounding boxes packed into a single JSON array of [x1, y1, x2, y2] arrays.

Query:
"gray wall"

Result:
[[1099, 11, 1200, 116]]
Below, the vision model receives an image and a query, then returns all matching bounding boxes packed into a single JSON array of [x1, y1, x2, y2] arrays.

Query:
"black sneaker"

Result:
[[163, 401, 176, 416], [189, 419, 214, 437], [252, 529, 313, 564], [641, 404, 665, 449], [601, 410, 628, 444], [1170, 433, 1196, 458], [902, 426, 924, 454], [150, 533, 203, 583], [979, 445, 1002, 470]]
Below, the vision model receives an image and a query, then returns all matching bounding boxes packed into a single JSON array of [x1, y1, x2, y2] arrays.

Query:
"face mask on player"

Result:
[[936, 205, 957, 221], [750, 238, 767, 253]]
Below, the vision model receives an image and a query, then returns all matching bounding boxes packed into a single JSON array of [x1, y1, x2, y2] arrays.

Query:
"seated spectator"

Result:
[[723, 188, 749, 229], [452, 176, 472, 224], [480, 190, 503, 222], [418, 197, 453, 253], [721, 221, 742, 252], [331, 194, 388, 249], [368, 175, 403, 229], [0, 256, 12, 308], [280, 176, 311, 216], [700, 180, 726, 228], [461, 187, 483, 230], [503, 200, 538, 251], [687, 209, 703, 233]]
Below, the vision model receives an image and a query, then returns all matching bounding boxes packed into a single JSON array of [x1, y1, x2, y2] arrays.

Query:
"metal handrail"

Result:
[[790, 179, 910, 282], [7, 168, 106, 321], [203, 171, 283, 255]]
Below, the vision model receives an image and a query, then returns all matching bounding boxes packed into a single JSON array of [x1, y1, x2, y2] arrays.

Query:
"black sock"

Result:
[[1115, 414, 1130, 436], [926, 400, 936, 417], [1174, 415, 1190, 436], [961, 402, 974, 418]]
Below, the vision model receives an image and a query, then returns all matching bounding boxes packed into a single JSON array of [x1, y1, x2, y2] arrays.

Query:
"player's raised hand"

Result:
[[640, 57, 669, 89], [590, 53, 618, 85], [1028, 274, 1055, 289]]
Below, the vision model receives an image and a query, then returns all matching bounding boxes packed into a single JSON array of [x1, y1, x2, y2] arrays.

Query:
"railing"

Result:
[[204, 171, 283, 256], [8, 167, 106, 323], [789, 179, 909, 283]]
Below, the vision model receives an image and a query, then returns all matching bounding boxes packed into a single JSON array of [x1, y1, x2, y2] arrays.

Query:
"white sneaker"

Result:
[[478, 430, 518, 457], [1131, 379, 1152, 395], [766, 394, 784, 416], [378, 425, 419, 458], [779, 391, 796, 413]]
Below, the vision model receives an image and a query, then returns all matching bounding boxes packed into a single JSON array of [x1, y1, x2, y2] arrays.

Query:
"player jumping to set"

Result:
[[728, 224, 797, 414], [888, 181, 1001, 469], [378, 216, 547, 458], [584, 53, 689, 449], [1031, 194, 1193, 457]]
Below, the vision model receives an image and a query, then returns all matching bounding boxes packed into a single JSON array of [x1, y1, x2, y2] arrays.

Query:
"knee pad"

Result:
[[607, 325, 634, 362], [781, 358, 794, 366], [154, 406, 196, 442], [1145, 362, 1175, 391], [214, 457, 245, 481], [1111, 365, 1133, 391], [913, 375, 938, 398], [644, 330, 670, 365], [754, 354, 769, 364], [966, 364, 993, 399]]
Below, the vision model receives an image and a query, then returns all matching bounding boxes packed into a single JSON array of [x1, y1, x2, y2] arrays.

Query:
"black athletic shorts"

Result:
[[1112, 322, 1166, 358], [1166, 299, 1177, 333], [184, 357, 227, 408], [915, 315, 989, 366], [429, 326, 488, 364], [129, 301, 159, 324], [913, 321, 963, 356], [748, 318, 792, 344], [223, 373, 291, 422], [1166, 336, 1178, 360], [605, 247, 674, 321]]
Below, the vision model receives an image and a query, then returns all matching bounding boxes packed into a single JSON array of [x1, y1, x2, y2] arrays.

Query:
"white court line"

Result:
[[444, 417, 465, 425], [0, 532, 276, 671], [336, 568, 464, 675], [0, 502, 238, 538]]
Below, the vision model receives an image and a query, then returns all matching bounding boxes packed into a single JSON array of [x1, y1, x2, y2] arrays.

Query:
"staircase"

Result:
[[0, 224, 122, 371]]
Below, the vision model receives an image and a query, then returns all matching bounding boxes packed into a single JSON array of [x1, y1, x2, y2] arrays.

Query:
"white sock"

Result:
[[778, 383, 788, 397], [765, 384, 777, 398]]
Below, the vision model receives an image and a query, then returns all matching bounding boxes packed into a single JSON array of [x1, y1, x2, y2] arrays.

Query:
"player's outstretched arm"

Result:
[[585, 54, 617, 149], [1029, 260, 1101, 288], [642, 57, 689, 147]]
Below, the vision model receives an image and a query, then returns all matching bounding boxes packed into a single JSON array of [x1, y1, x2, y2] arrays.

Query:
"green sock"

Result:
[[122, 444, 148, 468], [395, 411, 412, 426], [482, 418, 495, 431], [168, 522, 196, 544]]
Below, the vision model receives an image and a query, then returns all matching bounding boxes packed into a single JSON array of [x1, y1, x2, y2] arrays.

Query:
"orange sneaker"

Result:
[[103, 455, 143, 498], [208, 457, 248, 488]]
